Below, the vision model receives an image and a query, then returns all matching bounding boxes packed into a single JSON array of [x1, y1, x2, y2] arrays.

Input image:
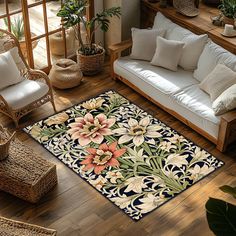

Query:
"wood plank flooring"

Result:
[[0, 62, 236, 236]]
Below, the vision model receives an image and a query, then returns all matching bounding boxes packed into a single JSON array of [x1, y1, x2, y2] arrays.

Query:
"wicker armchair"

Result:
[[0, 29, 56, 127]]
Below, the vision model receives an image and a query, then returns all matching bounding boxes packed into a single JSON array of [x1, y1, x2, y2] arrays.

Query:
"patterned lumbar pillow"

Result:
[[200, 64, 236, 101], [212, 84, 236, 115], [130, 28, 165, 61], [151, 36, 185, 71]]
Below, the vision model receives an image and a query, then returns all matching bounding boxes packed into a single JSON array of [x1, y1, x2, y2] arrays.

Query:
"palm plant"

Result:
[[219, 0, 236, 18], [57, 0, 121, 55]]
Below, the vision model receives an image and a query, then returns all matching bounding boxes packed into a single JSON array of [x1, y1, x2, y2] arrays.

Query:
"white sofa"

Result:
[[109, 12, 236, 152]]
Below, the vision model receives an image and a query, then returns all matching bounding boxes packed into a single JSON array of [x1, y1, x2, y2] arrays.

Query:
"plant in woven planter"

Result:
[[57, 0, 121, 75], [219, 0, 236, 24]]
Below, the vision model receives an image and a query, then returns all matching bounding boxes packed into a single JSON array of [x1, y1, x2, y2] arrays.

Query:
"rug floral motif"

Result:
[[24, 91, 224, 221]]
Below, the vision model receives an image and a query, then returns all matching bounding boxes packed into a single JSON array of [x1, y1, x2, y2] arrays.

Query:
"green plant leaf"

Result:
[[220, 185, 236, 199], [206, 197, 236, 236]]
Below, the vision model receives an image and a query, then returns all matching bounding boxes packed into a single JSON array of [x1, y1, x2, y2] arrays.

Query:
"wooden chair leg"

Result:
[[13, 117, 19, 129], [51, 99, 57, 113]]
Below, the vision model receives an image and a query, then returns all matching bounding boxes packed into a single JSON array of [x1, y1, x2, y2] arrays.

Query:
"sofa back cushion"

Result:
[[153, 12, 208, 71], [0, 48, 23, 90], [153, 12, 177, 38], [130, 28, 165, 61], [194, 40, 236, 82]]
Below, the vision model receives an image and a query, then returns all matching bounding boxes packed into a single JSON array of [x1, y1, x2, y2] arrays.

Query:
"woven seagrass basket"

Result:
[[173, 0, 200, 17], [0, 125, 15, 161], [77, 44, 105, 76]]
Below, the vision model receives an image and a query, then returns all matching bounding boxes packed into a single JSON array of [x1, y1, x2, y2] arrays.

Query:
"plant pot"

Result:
[[0, 126, 15, 161], [77, 45, 105, 76], [49, 28, 75, 56], [20, 32, 38, 58], [222, 15, 234, 25]]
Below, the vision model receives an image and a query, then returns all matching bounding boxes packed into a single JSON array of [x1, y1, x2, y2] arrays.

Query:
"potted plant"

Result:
[[57, 0, 121, 75], [219, 0, 236, 25], [4, 16, 38, 58]]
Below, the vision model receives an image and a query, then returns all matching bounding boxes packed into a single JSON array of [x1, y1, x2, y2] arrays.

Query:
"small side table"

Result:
[[0, 138, 57, 203]]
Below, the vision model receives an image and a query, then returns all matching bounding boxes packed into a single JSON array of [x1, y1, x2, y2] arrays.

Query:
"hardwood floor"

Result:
[[0, 62, 236, 236]]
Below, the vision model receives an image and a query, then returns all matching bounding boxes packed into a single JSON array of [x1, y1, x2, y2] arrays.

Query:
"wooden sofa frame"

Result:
[[109, 40, 236, 152]]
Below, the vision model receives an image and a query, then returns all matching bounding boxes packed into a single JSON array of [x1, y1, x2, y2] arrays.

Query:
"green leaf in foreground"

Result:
[[220, 185, 236, 199], [205, 197, 236, 236]]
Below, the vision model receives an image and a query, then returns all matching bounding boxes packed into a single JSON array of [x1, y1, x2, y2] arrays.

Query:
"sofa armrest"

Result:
[[109, 39, 132, 79], [217, 110, 236, 152], [221, 110, 236, 123]]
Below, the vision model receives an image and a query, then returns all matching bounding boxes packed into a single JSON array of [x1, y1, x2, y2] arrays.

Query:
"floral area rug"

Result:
[[24, 91, 224, 221]]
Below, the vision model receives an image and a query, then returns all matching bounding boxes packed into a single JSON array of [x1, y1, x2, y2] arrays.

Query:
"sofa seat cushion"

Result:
[[114, 56, 198, 95], [173, 85, 220, 124], [114, 57, 220, 139], [0, 79, 49, 110]]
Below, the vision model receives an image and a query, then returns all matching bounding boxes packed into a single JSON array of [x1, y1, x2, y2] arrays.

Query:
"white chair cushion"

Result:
[[0, 48, 23, 90], [130, 28, 165, 61], [0, 79, 49, 110], [194, 40, 236, 82]]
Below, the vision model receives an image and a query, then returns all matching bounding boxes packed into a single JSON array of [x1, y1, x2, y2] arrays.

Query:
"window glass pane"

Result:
[[28, 4, 46, 35], [46, 1, 61, 32], [0, 1, 6, 17], [33, 37, 48, 69], [8, 0, 21, 13]]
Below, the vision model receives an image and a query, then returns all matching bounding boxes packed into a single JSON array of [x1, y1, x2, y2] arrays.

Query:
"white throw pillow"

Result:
[[178, 34, 208, 71], [151, 37, 185, 71], [9, 47, 26, 71], [212, 84, 236, 115], [194, 40, 236, 82], [153, 13, 208, 71], [200, 64, 236, 101], [0, 49, 22, 90], [130, 28, 165, 61]]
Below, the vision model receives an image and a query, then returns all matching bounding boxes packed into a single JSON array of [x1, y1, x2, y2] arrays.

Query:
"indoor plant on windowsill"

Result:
[[219, 0, 236, 25], [57, 0, 121, 75]]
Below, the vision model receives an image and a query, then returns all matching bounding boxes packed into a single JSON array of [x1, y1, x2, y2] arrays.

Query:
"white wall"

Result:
[[94, 0, 104, 46], [103, 0, 140, 51]]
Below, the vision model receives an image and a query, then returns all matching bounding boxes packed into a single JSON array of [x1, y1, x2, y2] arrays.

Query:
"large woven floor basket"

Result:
[[0, 216, 57, 236], [77, 45, 105, 76], [0, 125, 15, 161]]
